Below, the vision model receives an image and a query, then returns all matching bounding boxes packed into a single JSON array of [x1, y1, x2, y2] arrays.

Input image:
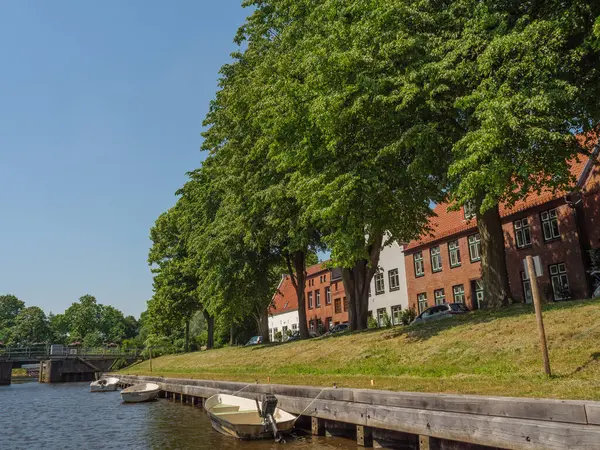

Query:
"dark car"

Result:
[[245, 335, 263, 346], [285, 330, 320, 342], [324, 323, 349, 336], [411, 303, 470, 325]]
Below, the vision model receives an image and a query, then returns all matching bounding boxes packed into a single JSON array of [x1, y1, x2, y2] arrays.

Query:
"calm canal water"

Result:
[[1, 379, 358, 450]]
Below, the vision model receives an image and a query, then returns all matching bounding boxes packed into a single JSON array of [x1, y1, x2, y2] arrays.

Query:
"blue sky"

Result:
[[0, 0, 249, 317]]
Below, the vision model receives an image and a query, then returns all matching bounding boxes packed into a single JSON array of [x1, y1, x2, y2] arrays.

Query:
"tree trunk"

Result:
[[341, 233, 384, 331], [286, 250, 309, 339], [259, 307, 270, 343], [184, 319, 190, 353], [203, 310, 215, 350], [229, 323, 235, 346], [477, 204, 511, 308]]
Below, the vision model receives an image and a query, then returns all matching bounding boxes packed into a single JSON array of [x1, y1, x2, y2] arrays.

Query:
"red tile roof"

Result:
[[270, 275, 298, 315], [405, 139, 599, 251]]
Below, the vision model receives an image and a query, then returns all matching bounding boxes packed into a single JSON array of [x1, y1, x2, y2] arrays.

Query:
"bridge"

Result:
[[0, 346, 140, 385]]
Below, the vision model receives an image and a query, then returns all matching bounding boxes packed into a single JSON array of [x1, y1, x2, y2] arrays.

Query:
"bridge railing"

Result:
[[0, 346, 140, 360]]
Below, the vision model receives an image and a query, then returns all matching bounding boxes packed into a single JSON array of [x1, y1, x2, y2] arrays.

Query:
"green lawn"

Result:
[[123, 299, 600, 400]]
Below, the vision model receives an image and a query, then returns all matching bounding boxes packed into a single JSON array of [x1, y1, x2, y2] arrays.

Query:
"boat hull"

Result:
[[208, 412, 295, 440], [120, 382, 161, 403], [90, 377, 119, 392]]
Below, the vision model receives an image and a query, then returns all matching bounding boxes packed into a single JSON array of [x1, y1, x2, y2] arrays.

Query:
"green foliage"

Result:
[[10, 307, 49, 345], [367, 315, 378, 329], [274, 330, 283, 342], [400, 308, 417, 326], [382, 311, 392, 328], [0, 295, 25, 330]]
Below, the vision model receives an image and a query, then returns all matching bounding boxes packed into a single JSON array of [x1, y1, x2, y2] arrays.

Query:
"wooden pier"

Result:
[[116, 375, 600, 449]]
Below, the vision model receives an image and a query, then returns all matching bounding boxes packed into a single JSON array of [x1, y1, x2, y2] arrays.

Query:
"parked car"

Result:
[[245, 336, 263, 346], [285, 330, 320, 342], [411, 303, 470, 325], [324, 323, 349, 336]]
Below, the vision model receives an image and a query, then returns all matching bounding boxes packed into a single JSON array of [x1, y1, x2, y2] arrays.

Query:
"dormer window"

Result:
[[464, 201, 477, 220]]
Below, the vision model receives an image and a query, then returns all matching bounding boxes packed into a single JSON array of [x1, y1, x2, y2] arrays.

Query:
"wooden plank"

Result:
[[419, 435, 431, 450], [366, 405, 600, 450], [312, 417, 325, 436], [357, 425, 373, 447], [586, 404, 600, 425], [117, 375, 592, 424]]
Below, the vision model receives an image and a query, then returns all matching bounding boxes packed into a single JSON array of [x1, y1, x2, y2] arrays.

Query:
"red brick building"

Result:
[[404, 148, 600, 313], [305, 264, 348, 333]]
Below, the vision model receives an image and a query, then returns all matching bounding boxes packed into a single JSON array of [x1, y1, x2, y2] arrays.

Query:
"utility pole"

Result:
[[526, 255, 551, 377], [149, 347, 153, 373]]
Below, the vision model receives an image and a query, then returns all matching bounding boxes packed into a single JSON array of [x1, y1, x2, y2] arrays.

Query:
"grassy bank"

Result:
[[123, 299, 600, 400]]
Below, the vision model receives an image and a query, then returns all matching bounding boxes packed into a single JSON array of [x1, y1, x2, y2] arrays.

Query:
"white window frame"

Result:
[[391, 305, 402, 325], [434, 288, 446, 305], [388, 268, 400, 291], [307, 292, 313, 309], [414, 251, 425, 277], [448, 240, 461, 268], [474, 279, 484, 308], [325, 286, 331, 305], [377, 308, 386, 327], [453, 284, 465, 303], [541, 209, 560, 242], [417, 293, 428, 314], [514, 217, 532, 248], [468, 233, 481, 262], [315, 290, 321, 308], [430, 246, 443, 272], [521, 271, 533, 304], [549, 263, 570, 300], [375, 272, 385, 294]]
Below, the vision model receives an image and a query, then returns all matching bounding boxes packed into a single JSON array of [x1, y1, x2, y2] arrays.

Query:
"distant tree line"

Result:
[[145, 1, 600, 347], [0, 294, 139, 347]]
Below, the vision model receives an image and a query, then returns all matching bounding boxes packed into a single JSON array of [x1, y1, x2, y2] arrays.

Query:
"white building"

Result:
[[368, 241, 410, 326], [268, 275, 300, 341]]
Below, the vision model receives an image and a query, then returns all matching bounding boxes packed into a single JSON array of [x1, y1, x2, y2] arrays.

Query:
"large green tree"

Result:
[[10, 306, 49, 345], [0, 294, 25, 332]]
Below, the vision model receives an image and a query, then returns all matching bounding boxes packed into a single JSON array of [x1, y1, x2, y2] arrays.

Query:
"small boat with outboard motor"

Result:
[[90, 376, 119, 392], [204, 393, 296, 440]]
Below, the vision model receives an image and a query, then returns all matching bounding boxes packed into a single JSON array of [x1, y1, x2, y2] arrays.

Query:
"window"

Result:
[[316, 318, 323, 332], [521, 271, 533, 304], [375, 272, 385, 294], [325, 287, 331, 305], [343, 297, 348, 312], [464, 201, 477, 220], [473, 279, 484, 308], [434, 288, 446, 305], [453, 284, 465, 303], [334, 298, 342, 314], [308, 292, 313, 309], [550, 263, 570, 300], [269, 328, 273, 341], [430, 246, 442, 272], [334, 282, 339, 292], [377, 308, 387, 327], [468, 234, 481, 262], [448, 240, 461, 268], [326, 317, 333, 330], [388, 269, 400, 291], [417, 293, 428, 314], [309, 320, 315, 331], [514, 218, 532, 248], [315, 290, 321, 308], [391, 305, 402, 325], [414, 251, 424, 277], [323, 273, 327, 283], [292, 323, 298, 331], [541, 209, 560, 241]]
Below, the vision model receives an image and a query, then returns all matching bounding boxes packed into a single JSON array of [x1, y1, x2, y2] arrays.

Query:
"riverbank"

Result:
[[122, 298, 600, 400]]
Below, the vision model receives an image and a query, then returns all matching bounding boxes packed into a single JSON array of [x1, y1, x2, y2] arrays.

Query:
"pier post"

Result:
[[0, 362, 12, 386], [357, 426, 373, 447], [419, 435, 431, 450], [311, 417, 325, 436]]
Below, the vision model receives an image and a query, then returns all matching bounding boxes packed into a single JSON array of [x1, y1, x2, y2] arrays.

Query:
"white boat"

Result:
[[90, 377, 119, 392], [205, 393, 296, 440], [120, 382, 161, 403]]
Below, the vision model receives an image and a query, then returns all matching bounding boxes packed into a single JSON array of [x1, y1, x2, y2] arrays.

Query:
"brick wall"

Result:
[[305, 270, 348, 332]]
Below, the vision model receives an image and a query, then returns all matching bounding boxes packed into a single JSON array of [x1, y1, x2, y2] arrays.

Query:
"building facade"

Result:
[[404, 149, 600, 314], [305, 264, 348, 333], [368, 241, 410, 326], [268, 275, 299, 341]]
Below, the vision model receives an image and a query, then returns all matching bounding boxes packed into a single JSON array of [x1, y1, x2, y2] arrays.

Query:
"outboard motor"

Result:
[[258, 394, 283, 442]]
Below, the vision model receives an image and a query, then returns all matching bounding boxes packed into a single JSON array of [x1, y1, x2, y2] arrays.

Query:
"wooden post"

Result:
[[357, 425, 373, 447], [419, 435, 431, 450], [149, 347, 153, 373], [526, 255, 552, 377], [311, 417, 325, 436]]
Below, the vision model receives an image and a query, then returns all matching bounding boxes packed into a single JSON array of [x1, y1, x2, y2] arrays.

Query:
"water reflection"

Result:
[[0, 382, 356, 449]]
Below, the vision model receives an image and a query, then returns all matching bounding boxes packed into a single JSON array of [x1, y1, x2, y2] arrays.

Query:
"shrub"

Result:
[[367, 315, 378, 329], [400, 308, 417, 325], [382, 311, 392, 328], [274, 331, 282, 342]]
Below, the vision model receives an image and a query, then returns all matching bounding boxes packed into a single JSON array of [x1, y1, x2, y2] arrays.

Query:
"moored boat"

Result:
[[120, 382, 161, 403], [205, 393, 296, 440], [90, 377, 119, 392]]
